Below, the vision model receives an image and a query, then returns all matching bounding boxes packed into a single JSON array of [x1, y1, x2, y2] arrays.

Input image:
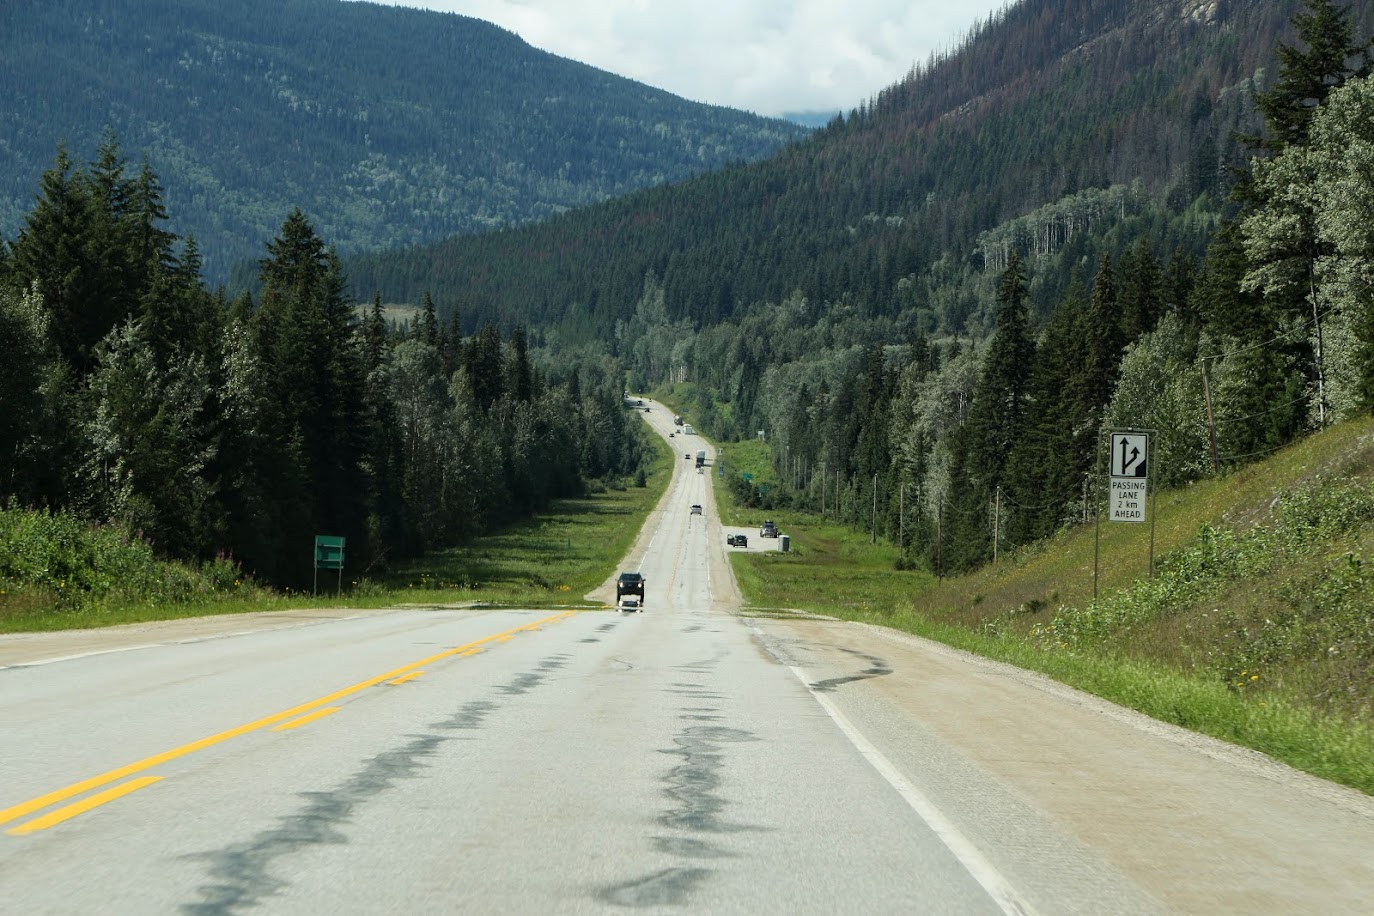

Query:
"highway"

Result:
[[3, 400, 1374, 913]]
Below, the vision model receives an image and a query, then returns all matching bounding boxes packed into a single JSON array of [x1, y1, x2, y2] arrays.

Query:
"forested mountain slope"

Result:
[[346, 0, 1374, 583], [0, 0, 807, 282], [346, 0, 1369, 337]]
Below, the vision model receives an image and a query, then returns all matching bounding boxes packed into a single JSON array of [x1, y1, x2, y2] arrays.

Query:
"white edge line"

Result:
[[0, 613, 382, 670], [783, 661, 1038, 916], [0, 643, 162, 669]]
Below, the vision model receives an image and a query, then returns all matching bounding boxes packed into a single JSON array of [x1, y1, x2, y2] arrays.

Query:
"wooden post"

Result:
[[993, 485, 1001, 564], [871, 473, 878, 544], [1201, 359, 1220, 474], [936, 503, 943, 582], [899, 481, 905, 556]]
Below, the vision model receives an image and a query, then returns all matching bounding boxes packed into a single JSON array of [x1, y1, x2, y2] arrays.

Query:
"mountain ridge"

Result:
[[0, 0, 809, 281]]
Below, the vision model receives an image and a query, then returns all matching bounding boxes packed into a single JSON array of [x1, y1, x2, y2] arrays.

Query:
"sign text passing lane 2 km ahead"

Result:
[[1109, 432, 1148, 523]]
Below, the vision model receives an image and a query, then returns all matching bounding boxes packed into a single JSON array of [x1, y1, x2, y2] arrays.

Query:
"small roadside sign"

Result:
[[1108, 432, 1149, 524], [314, 535, 345, 595], [314, 535, 345, 570], [1098, 430, 1158, 598]]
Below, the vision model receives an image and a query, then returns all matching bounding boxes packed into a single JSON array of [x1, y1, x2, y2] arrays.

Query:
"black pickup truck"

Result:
[[615, 571, 646, 611]]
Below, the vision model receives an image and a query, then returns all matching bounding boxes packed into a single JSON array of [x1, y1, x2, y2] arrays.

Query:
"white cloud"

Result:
[[355, 0, 1005, 116]]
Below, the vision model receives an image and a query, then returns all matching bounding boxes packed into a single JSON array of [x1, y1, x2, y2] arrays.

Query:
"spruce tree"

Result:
[[1254, 0, 1369, 152]]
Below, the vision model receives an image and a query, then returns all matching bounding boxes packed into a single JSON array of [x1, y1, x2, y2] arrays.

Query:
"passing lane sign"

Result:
[[1110, 478, 1148, 521], [1109, 432, 1148, 523]]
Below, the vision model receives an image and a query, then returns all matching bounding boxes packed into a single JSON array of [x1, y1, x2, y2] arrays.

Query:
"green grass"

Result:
[[377, 442, 673, 607], [0, 416, 675, 632], [722, 415, 1374, 794]]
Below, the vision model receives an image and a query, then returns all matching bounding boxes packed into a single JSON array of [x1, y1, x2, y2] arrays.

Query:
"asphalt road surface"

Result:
[[3, 399, 1374, 914]]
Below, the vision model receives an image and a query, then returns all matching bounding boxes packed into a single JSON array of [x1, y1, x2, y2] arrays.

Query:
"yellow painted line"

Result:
[[0, 611, 574, 828], [271, 707, 341, 731], [387, 670, 424, 686], [7, 777, 162, 836], [460, 648, 484, 657]]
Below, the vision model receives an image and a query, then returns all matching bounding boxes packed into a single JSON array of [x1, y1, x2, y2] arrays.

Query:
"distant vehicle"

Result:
[[644, 407, 651, 413], [727, 533, 748, 547], [695, 450, 706, 468], [684, 452, 691, 459], [690, 504, 702, 515], [615, 572, 645, 611], [673, 415, 683, 426], [669, 432, 675, 438], [683, 425, 695, 435], [760, 520, 778, 538]]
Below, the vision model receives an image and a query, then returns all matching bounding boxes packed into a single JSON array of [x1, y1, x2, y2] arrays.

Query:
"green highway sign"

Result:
[[314, 535, 346, 570]]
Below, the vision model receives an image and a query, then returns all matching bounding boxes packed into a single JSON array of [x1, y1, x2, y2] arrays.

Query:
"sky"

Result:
[[353, 0, 1008, 117]]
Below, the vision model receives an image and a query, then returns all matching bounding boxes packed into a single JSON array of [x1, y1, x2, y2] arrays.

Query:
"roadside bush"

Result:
[[0, 506, 256, 615]]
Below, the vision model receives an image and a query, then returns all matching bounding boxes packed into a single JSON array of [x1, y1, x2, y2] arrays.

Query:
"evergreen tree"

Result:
[[1072, 255, 1124, 435], [1117, 239, 1164, 342], [365, 291, 388, 372], [507, 324, 533, 404], [251, 210, 371, 586], [419, 290, 439, 347], [1006, 274, 1088, 543], [958, 251, 1035, 557], [964, 251, 1035, 499], [0, 283, 52, 502], [1253, 0, 1369, 152], [466, 322, 506, 412], [9, 144, 97, 371]]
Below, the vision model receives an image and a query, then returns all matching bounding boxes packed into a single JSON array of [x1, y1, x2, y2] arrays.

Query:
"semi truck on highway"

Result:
[[695, 450, 706, 468]]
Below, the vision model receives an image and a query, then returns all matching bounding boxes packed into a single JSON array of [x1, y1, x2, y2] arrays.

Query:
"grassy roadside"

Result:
[[0, 415, 675, 633], [377, 425, 674, 607], [719, 415, 1374, 795]]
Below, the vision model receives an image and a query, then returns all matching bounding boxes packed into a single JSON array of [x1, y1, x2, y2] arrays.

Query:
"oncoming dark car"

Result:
[[615, 571, 645, 611], [726, 533, 748, 547]]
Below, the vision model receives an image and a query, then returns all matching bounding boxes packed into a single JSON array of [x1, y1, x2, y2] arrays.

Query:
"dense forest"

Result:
[[0, 138, 649, 588], [0, 0, 807, 283]]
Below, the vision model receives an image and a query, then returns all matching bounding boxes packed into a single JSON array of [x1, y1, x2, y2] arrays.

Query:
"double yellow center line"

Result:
[[1, 611, 573, 835]]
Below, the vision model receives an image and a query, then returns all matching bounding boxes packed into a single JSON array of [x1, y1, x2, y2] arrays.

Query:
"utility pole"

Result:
[[1201, 358, 1220, 474], [993, 485, 1001, 564], [899, 481, 905, 556], [871, 473, 878, 544], [936, 502, 943, 582]]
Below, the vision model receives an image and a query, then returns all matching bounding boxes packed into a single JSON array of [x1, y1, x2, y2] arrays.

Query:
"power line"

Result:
[[1199, 307, 1335, 363], [1213, 392, 1310, 425]]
